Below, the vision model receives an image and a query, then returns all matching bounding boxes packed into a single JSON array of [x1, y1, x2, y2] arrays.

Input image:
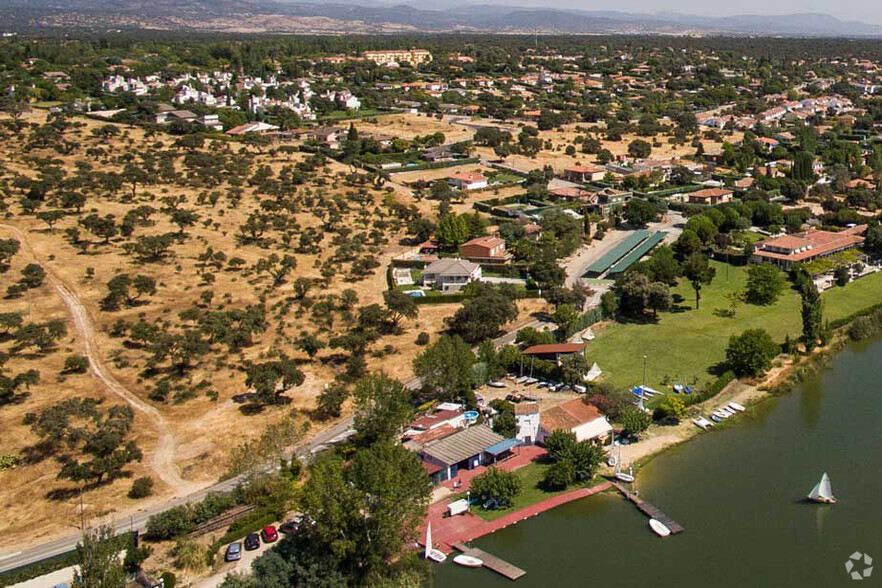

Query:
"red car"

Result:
[[261, 525, 279, 543]]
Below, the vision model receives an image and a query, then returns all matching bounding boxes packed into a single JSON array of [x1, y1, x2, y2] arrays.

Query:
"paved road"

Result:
[[0, 416, 357, 575]]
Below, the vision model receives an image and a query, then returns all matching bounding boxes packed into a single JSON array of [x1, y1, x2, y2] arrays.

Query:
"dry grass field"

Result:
[[0, 110, 540, 547]]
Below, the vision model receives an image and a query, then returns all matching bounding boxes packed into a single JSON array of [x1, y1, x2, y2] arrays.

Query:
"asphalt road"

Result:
[[0, 416, 357, 575]]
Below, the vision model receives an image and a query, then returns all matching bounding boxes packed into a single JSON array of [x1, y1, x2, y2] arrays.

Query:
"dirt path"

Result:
[[0, 223, 192, 492]]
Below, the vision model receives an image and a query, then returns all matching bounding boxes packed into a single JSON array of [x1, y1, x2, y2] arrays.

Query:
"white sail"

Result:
[[808, 473, 834, 501], [425, 522, 432, 559]]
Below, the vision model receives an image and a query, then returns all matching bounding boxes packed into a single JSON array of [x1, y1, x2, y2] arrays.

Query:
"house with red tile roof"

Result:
[[459, 236, 511, 264], [751, 226, 867, 269], [448, 172, 488, 191], [687, 188, 734, 206], [563, 164, 606, 183], [537, 398, 612, 444]]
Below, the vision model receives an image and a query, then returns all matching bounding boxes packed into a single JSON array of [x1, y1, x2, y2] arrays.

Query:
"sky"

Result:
[[435, 0, 882, 25]]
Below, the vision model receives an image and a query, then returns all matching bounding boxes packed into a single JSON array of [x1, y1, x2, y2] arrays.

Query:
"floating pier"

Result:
[[452, 543, 526, 581], [611, 481, 685, 534]]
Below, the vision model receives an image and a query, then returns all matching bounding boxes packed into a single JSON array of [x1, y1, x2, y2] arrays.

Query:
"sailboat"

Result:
[[614, 443, 635, 483], [807, 472, 837, 504], [424, 522, 447, 562]]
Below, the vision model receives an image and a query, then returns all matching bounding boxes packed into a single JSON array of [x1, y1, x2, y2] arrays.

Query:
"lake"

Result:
[[432, 338, 882, 587]]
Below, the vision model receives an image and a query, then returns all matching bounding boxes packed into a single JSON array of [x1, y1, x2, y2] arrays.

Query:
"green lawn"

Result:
[[469, 461, 603, 522], [587, 262, 882, 391]]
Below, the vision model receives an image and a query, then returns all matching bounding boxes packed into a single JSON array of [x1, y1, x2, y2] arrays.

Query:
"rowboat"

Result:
[[487, 381, 507, 388], [728, 401, 746, 412], [453, 555, 484, 567], [649, 518, 671, 537]]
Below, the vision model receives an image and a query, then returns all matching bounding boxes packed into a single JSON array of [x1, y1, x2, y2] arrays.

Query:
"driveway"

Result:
[[194, 531, 279, 588]]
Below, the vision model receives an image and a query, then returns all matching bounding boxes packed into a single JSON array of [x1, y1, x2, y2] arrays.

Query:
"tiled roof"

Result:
[[540, 398, 606, 433], [514, 402, 540, 415], [423, 258, 480, 277]]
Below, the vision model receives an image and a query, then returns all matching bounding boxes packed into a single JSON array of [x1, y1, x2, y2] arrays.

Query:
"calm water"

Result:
[[433, 338, 882, 588]]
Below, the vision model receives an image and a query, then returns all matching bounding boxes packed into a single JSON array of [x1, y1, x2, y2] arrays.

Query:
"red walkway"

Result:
[[421, 481, 613, 553]]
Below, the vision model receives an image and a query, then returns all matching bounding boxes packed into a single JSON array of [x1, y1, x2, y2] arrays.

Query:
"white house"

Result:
[[514, 403, 540, 445], [421, 258, 482, 293], [448, 172, 488, 191]]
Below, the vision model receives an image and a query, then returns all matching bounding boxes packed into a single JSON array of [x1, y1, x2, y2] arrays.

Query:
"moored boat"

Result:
[[728, 401, 745, 412], [424, 523, 447, 563], [649, 518, 671, 537], [453, 555, 484, 567]]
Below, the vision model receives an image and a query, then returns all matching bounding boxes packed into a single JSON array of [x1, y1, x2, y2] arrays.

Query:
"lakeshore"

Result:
[[434, 333, 882, 587]]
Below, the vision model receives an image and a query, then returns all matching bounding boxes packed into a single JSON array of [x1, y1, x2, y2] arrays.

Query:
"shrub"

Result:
[[470, 467, 522, 509], [415, 332, 430, 345], [619, 407, 651, 435], [161, 572, 177, 588], [128, 476, 154, 499], [726, 329, 780, 377], [63, 354, 89, 374], [145, 506, 194, 540]]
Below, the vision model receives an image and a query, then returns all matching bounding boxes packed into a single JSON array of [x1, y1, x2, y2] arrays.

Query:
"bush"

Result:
[[726, 328, 780, 377], [145, 506, 194, 540], [470, 467, 522, 508], [63, 354, 89, 374], [619, 407, 651, 435], [128, 476, 154, 499], [161, 571, 177, 588], [415, 332, 430, 345]]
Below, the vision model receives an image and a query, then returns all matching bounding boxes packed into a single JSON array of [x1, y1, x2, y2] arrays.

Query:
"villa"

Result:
[[751, 226, 867, 269], [421, 259, 482, 292]]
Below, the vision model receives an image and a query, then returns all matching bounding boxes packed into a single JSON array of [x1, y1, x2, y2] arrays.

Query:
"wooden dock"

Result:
[[452, 543, 526, 581], [611, 481, 685, 534]]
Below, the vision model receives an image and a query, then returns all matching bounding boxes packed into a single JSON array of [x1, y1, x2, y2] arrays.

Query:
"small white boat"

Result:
[[487, 381, 507, 388], [649, 518, 671, 537], [453, 555, 484, 567], [424, 523, 447, 563], [713, 410, 730, 419], [728, 401, 746, 412], [524, 377, 538, 386], [673, 383, 684, 393], [515, 376, 529, 384], [615, 464, 635, 483], [692, 417, 713, 430], [807, 472, 837, 504]]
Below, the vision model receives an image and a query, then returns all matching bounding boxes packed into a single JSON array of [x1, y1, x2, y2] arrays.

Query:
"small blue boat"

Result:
[[684, 386, 694, 394]]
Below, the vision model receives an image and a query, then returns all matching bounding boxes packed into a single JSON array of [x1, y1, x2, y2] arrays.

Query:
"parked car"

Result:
[[261, 525, 279, 543], [279, 520, 299, 535], [244, 532, 261, 550], [225, 542, 243, 562]]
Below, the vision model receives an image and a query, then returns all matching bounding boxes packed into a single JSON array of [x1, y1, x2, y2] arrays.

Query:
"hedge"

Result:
[[687, 370, 736, 406], [385, 157, 480, 174]]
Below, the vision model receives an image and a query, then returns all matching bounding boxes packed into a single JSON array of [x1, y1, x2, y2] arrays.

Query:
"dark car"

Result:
[[244, 532, 261, 551], [261, 525, 279, 543], [225, 542, 242, 562], [279, 520, 299, 535]]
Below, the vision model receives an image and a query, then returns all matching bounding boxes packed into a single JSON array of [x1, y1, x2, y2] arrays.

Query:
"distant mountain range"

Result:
[[3, 0, 882, 37]]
